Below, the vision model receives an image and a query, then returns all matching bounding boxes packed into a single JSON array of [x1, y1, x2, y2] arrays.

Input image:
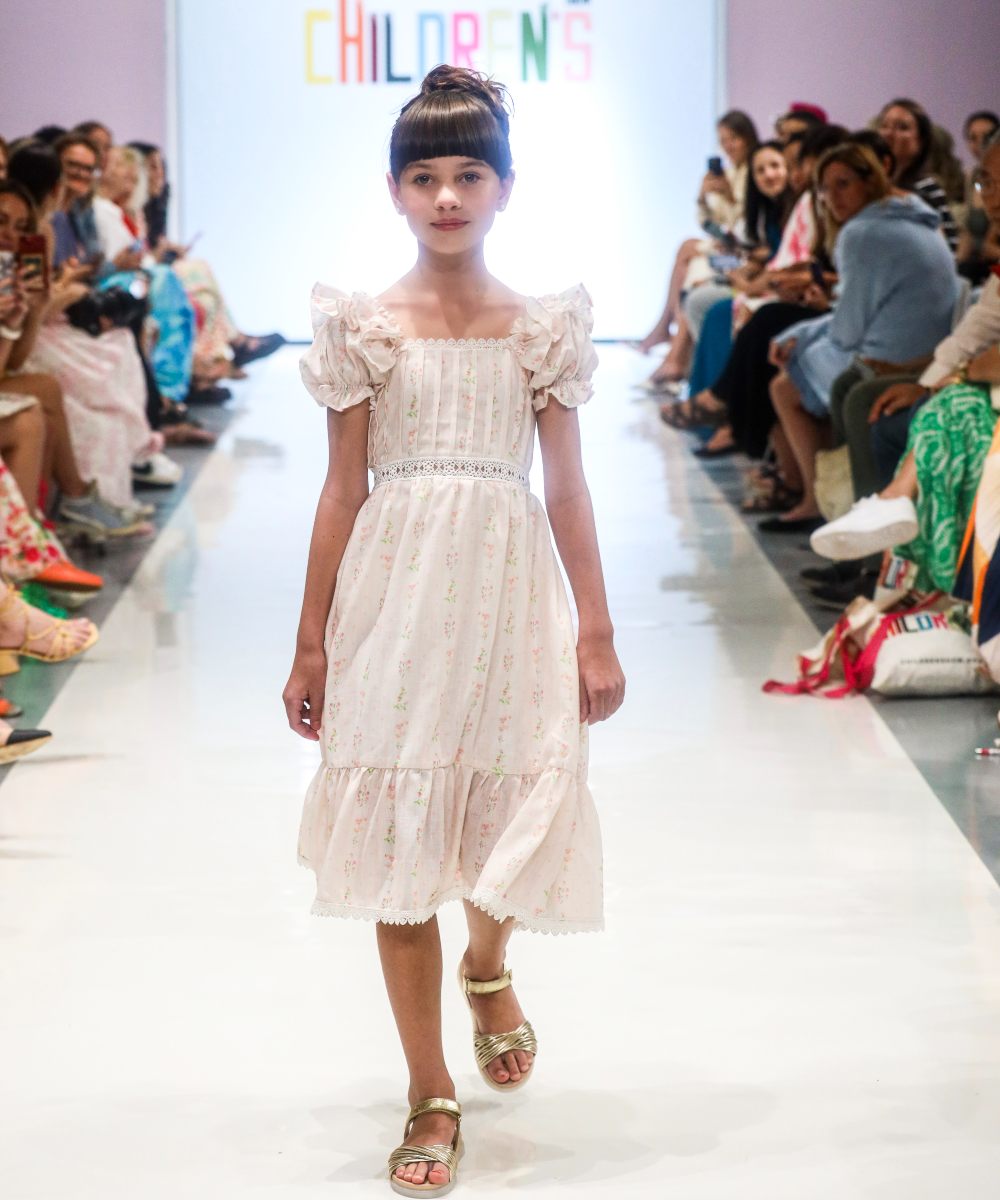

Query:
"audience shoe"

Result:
[[800, 560, 865, 587], [809, 496, 919, 561], [0, 586, 99, 676], [810, 573, 877, 611], [231, 332, 285, 368], [33, 561, 104, 593], [0, 694, 24, 719], [0, 723, 53, 765], [56, 484, 149, 541], [758, 514, 825, 534], [186, 383, 231, 405], [133, 452, 184, 488]]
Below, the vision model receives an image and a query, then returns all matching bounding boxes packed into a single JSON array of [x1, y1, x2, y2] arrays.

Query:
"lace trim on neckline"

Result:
[[368, 293, 526, 348]]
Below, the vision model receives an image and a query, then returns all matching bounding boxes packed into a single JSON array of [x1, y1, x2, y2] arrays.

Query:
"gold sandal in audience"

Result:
[[0, 584, 98, 676], [387, 1098, 462, 1197], [458, 963, 538, 1092]]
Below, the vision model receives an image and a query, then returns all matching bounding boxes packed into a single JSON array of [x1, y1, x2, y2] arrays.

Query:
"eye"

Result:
[[411, 174, 431, 186], [461, 173, 481, 184]]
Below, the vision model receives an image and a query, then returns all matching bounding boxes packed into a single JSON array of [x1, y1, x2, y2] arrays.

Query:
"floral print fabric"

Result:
[[0, 454, 66, 582], [296, 284, 604, 933]]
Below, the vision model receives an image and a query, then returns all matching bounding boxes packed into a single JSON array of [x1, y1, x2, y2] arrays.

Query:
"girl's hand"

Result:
[[577, 633, 625, 725], [283, 647, 327, 741]]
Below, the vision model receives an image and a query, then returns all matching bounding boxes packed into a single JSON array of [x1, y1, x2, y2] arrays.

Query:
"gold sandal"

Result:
[[0, 585, 99, 676], [387, 1098, 462, 1198], [458, 964, 538, 1093]]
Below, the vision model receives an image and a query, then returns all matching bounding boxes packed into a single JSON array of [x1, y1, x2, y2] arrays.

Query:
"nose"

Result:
[[435, 187, 460, 211]]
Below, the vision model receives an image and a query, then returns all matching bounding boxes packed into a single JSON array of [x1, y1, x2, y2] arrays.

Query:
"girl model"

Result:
[[284, 65, 625, 1197]]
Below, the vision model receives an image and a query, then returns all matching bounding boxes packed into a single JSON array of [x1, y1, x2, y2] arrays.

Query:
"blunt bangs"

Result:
[[390, 93, 512, 181]]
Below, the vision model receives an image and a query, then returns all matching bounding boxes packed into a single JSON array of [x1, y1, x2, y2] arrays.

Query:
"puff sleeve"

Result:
[[299, 283, 401, 411], [514, 284, 599, 411]]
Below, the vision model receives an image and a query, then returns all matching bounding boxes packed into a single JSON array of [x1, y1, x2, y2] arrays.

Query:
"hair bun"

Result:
[[420, 65, 510, 120]]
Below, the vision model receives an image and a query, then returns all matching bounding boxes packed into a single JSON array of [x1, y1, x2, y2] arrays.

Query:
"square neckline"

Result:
[[368, 293, 528, 348]]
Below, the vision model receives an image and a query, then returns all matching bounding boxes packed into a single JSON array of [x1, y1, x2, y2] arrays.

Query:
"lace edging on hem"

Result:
[[298, 874, 603, 936]]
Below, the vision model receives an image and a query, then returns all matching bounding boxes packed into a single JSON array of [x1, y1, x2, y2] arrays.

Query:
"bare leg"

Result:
[[770, 424, 804, 492], [881, 452, 917, 500], [461, 901, 534, 1086], [650, 317, 693, 383], [0, 405, 45, 510], [639, 238, 702, 351], [376, 918, 457, 1190], [770, 372, 830, 519], [0, 374, 88, 497]]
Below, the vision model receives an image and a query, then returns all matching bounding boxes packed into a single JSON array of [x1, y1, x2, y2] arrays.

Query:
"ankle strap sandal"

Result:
[[387, 1097, 462, 1197], [458, 964, 538, 1093]]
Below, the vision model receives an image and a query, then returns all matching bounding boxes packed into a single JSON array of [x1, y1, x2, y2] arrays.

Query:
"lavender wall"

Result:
[[725, 0, 1000, 163], [0, 0, 167, 146]]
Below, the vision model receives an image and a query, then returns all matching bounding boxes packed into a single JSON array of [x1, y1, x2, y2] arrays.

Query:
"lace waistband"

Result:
[[371, 456, 529, 489]]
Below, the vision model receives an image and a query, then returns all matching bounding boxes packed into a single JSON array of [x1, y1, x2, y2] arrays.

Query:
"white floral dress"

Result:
[[297, 283, 603, 934]]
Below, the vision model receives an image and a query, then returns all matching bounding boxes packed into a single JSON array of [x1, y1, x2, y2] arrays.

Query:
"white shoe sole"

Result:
[[811, 518, 918, 561]]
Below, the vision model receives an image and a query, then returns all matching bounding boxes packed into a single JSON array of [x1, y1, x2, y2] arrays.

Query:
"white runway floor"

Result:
[[4, 345, 1000, 1198]]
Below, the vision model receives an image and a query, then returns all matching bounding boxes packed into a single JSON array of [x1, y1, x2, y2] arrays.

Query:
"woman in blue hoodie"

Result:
[[761, 142, 958, 531]]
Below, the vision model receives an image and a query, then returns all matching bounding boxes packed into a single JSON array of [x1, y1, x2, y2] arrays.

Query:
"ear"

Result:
[[497, 169, 515, 213], [386, 171, 403, 214]]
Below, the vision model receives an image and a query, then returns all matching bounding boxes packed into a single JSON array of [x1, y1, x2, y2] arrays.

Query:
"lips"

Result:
[[431, 221, 469, 230]]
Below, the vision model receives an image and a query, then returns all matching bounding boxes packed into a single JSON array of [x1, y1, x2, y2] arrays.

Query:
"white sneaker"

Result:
[[132, 451, 183, 488], [810, 495, 919, 561]]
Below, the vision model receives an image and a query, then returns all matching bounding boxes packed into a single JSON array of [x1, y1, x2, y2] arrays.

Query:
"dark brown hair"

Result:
[[716, 109, 760, 156], [390, 65, 512, 181], [877, 98, 932, 188], [0, 180, 38, 232], [54, 132, 100, 161]]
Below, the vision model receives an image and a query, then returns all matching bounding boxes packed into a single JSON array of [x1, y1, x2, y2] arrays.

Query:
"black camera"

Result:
[[65, 286, 147, 338]]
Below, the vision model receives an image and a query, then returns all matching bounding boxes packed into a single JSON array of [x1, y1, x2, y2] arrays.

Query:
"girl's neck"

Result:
[[412, 243, 491, 296]]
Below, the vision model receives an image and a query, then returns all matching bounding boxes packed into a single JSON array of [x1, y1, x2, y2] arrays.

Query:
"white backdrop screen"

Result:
[[175, 1, 719, 339]]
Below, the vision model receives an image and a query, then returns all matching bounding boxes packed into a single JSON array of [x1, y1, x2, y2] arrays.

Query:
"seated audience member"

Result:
[[810, 135, 1000, 588], [126, 141, 284, 387], [6, 144, 165, 509], [74, 120, 112, 172], [763, 142, 959, 531], [661, 141, 796, 430], [635, 110, 759, 371], [877, 98, 960, 251], [958, 112, 1000, 283], [774, 103, 827, 143], [666, 125, 850, 459], [94, 145, 198, 412]]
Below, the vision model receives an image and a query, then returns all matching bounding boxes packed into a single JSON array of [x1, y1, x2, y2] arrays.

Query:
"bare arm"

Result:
[[282, 402, 370, 740], [536, 400, 625, 724]]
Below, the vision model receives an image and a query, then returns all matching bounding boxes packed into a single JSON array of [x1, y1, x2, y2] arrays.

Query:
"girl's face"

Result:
[[718, 125, 748, 167], [878, 105, 920, 173], [0, 193, 32, 253], [388, 156, 513, 254], [819, 162, 872, 224], [966, 118, 998, 163], [752, 146, 788, 198]]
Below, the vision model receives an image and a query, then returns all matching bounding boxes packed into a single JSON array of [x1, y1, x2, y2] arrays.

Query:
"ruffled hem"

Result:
[[298, 760, 604, 935], [302, 882, 604, 935]]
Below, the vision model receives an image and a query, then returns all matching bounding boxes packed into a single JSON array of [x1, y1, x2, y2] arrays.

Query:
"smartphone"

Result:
[[0, 250, 15, 295], [707, 156, 724, 176], [809, 261, 826, 287], [16, 234, 49, 289], [709, 253, 744, 274]]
